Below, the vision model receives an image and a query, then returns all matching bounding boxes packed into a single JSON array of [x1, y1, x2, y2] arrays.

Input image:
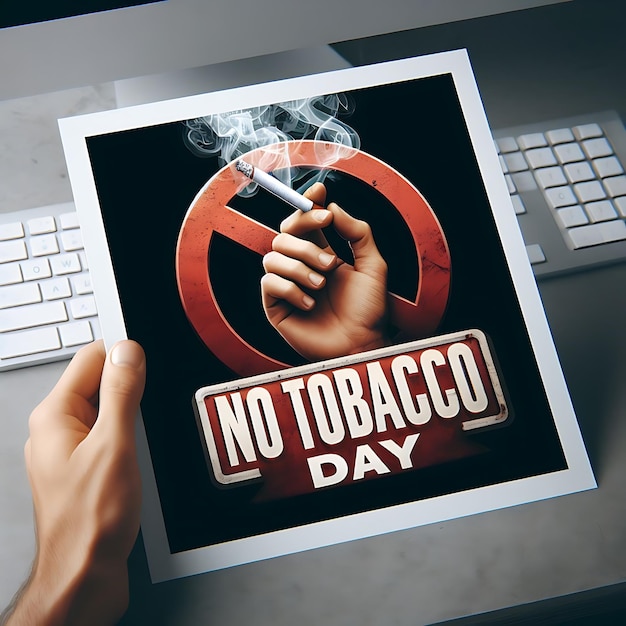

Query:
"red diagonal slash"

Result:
[[176, 141, 451, 377]]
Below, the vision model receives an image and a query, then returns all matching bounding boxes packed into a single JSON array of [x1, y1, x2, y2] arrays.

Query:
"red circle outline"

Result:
[[176, 141, 451, 376]]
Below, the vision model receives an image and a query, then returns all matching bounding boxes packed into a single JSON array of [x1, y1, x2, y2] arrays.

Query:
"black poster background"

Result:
[[86, 73, 566, 555]]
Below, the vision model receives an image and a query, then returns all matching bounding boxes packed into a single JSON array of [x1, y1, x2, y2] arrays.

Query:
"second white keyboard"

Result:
[[0, 202, 101, 371], [493, 110, 626, 278]]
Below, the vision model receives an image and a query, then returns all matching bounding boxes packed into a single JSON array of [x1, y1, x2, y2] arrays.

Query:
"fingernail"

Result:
[[110, 341, 144, 368], [318, 251, 335, 266], [309, 272, 324, 286], [302, 294, 315, 309], [311, 210, 329, 223]]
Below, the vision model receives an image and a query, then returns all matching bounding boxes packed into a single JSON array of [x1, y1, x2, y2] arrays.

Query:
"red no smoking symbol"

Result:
[[176, 141, 451, 377]]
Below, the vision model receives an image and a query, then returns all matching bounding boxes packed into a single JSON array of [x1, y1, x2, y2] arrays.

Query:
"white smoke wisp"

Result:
[[183, 93, 360, 197]]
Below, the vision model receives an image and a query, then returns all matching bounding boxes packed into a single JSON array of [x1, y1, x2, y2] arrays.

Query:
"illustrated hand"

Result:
[[261, 183, 389, 361], [4, 340, 146, 626]]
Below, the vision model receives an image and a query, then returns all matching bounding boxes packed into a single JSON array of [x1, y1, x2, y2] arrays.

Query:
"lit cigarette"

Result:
[[235, 159, 313, 212]]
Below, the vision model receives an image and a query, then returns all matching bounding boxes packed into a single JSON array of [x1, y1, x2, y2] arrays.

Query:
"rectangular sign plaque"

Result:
[[196, 330, 508, 499]]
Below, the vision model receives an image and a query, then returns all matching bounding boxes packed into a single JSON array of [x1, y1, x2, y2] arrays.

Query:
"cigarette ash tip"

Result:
[[235, 159, 254, 179]]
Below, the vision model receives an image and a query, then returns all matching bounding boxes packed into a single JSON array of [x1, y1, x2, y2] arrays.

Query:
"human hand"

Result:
[[3, 340, 145, 626], [261, 182, 389, 361]]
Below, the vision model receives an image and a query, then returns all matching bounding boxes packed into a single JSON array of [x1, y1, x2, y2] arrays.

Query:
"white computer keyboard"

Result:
[[493, 110, 626, 278], [0, 202, 101, 371]]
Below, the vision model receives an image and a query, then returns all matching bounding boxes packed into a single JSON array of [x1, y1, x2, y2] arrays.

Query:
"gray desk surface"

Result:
[[2, 1, 626, 623]]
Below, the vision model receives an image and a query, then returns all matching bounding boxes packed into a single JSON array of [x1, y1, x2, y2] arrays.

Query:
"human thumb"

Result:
[[94, 340, 146, 441]]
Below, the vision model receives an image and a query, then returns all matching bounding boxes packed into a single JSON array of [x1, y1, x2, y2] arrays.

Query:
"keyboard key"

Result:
[[60, 229, 83, 251], [27, 216, 57, 235], [40, 277, 71, 300], [564, 162, 595, 183], [545, 186, 577, 208], [546, 128, 574, 144], [585, 200, 618, 223], [553, 143, 584, 164], [29, 234, 60, 257], [0, 263, 22, 286], [0, 222, 25, 241], [70, 295, 97, 319], [593, 156, 623, 178], [534, 166, 567, 188], [574, 180, 606, 203], [614, 197, 626, 218], [524, 147, 557, 169], [567, 220, 626, 249], [573, 123, 603, 140], [0, 301, 67, 332], [59, 212, 80, 230], [50, 253, 82, 275], [582, 137, 613, 159], [603, 175, 626, 197], [0, 282, 41, 309], [496, 137, 518, 153], [0, 327, 61, 359], [511, 195, 526, 215], [556, 206, 588, 228], [71, 275, 92, 295], [504, 174, 516, 194], [0, 240, 28, 264], [511, 171, 537, 192], [503, 152, 528, 172], [518, 133, 547, 150], [21, 258, 52, 281], [59, 321, 93, 347], [526, 244, 546, 264]]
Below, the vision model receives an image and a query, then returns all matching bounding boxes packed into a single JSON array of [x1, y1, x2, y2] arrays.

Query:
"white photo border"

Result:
[[59, 49, 595, 583]]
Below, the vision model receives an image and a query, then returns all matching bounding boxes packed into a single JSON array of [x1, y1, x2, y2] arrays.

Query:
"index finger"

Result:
[[27, 341, 106, 459], [279, 182, 332, 248], [51, 339, 106, 404]]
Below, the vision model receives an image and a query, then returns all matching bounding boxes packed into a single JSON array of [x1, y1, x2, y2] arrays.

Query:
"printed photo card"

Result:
[[59, 49, 595, 582]]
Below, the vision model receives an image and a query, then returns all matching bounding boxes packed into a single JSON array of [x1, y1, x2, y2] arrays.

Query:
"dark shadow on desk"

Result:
[[537, 263, 626, 480], [433, 580, 626, 625], [119, 533, 195, 625]]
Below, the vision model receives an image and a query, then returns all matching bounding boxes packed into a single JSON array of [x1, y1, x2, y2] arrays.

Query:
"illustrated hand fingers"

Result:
[[261, 273, 315, 316], [279, 183, 332, 248], [263, 250, 327, 292], [262, 222, 338, 323], [270, 232, 337, 273], [328, 201, 387, 282]]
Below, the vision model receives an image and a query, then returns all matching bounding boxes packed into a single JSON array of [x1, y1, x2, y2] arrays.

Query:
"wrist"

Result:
[[6, 549, 129, 626], [352, 326, 391, 355]]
